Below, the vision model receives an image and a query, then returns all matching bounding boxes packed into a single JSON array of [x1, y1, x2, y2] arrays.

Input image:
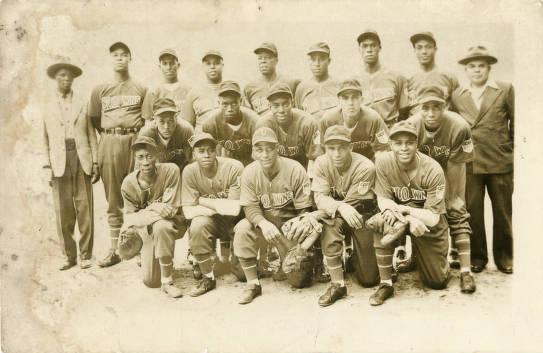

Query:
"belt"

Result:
[[103, 127, 140, 135], [65, 138, 76, 150]]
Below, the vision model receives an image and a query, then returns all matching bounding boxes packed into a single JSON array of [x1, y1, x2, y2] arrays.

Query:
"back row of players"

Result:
[[44, 29, 514, 306]]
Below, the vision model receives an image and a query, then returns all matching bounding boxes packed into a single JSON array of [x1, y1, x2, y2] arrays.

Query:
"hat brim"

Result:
[[410, 33, 436, 46], [389, 130, 418, 139], [357, 33, 381, 44], [47, 63, 82, 79], [458, 55, 498, 65], [191, 138, 218, 149], [417, 96, 446, 105], [267, 91, 292, 101], [307, 49, 330, 56], [337, 88, 362, 97], [254, 48, 277, 56], [154, 107, 178, 116], [201, 54, 223, 62], [109, 42, 131, 54], [131, 142, 158, 152], [252, 137, 278, 146], [324, 137, 351, 144], [218, 89, 241, 97], [159, 53, 178, 61]]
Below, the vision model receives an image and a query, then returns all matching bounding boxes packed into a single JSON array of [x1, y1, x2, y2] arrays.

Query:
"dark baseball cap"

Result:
[[189, 133, 218, 148], [159, 48, 178, 61], [389, 121, 418, 139], [324, 125, 351, 144], [417, 85, 446, 105], [131, 136, 158, 152], [153, 98, 178, 116], [357, 30, 381, 45], [410, 31, 436, 46], [307, 42, 330, 56], [218, 81, 241, 97], [267, 82, 293, 100], [252, 127, 278, 145], [337, 79, 362, 96], [109, 41, 131, 54], [254, 42, 278, 56], [202, 50, 223, 62]]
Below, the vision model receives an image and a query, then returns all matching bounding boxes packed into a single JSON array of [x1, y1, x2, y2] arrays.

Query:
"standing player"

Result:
[[202, 81, 259, 166], [356, 30, 409, 128], [182, 50, 224, 132], [243, 42, 300, 115], [408, 85, 476, 293], [370, 121, 450, 306], [233, 127, 315, 304], [89, 41, 147, 267], [312, 125, 380, 306], [407, 32, 459, 116], [181, 133, 245, 296], [142, 49, 190, 121], [294, 42, 339, 120]]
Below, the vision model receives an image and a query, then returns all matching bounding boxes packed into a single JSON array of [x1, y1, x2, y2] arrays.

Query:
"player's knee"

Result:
[[425, 274, 450, 290], [233, 219, 258, 259], [189, 216, 214, 235], [152, 219, 175, 236], [188, 217, 215, 254]]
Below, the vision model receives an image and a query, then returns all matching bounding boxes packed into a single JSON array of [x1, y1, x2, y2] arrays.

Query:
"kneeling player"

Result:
[[370, 121, 450, 305], [312, 125, 380, 307]]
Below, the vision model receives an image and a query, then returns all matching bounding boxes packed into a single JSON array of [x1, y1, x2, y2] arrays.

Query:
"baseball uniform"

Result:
[[243, 76, 300, 115], [181, 82, 221, 132], [142, 82, 191, 121], [294, 77, 339, 120], [407, 69, 459, 115]]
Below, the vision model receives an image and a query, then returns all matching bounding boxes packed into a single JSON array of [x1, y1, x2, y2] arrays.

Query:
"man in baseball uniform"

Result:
[[182, 50, 224, 132], [370, 120, 450, 306], [451, 46, 514, 274], [89, 41, 147, 267], [43, 60, 99, 270], [356, 30, 409, 128], [182, 133, 245, 296], [233, 127, 314, 304], [407, 32, 459, 116], [407, 84, 476, 293], [294, 42, 340, 120], [142, 49, 190, 121], [312, 125, 380, 306], [243, 42, 300, 115], [138, 98, 194, 171], [202, 81, 259, 166], [121, 136, 185, 298]]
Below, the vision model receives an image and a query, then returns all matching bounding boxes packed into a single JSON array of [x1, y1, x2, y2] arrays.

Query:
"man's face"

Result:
[[135, 148, 157, 175], [219, 94, 241, 122], [308, 53, 330, 78], [193, 142, 217, 169], [256, 51, 278, 76], [253, 141, 278, 169], [359, 38, 381, 64], [414, 39, 436, 65], [155, 112, 177, 138], [55, 68, 74, 92], [203, 56, 224, 81], [420, 101, 445, 131], [269, 95, 293, 125], [159, 55, 179, 81], [338, 91, 362, 118], [465, 59, 491, 86], [390, 133, 418, 165], [110, 48, 131, 72], [324, 141, 352, 169]]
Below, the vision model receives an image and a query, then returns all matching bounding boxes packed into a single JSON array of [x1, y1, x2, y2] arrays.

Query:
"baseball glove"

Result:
[[281, 245, 314, 288], [282, 210, 332, 244], [365, 212, 409, 247], [118, 226, 143, 261]]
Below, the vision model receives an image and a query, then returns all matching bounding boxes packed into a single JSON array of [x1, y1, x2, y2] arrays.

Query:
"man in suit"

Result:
[[43, 61, 100, 270], [451, 45, 514, 274]]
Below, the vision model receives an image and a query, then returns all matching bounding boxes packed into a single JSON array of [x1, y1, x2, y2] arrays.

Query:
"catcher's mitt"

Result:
[[281, 245, 314, 288], [365, 212, 408, 247], [118, 227, 143, 261]]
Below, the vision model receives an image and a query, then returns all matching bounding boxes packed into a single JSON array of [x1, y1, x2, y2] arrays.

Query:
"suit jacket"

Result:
[[43, 91, 98, 177], [451, 80, 514, 174]]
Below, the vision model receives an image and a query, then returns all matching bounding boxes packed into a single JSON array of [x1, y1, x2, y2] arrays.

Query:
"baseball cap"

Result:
[[458, 45, 498, 65], [252, 127, 278, 145], [202, 50, 223, 62], [409, 31, 436, 46], [417, 85, 446, 105], [254, 42, 278, 56], [267, 82, 293, 100], [153, 98, 178, 116], [357, 30, 381, 45], [189, 133, 218, 148], [131, 136, 158, 152], [218, 81, 241, 97], [158, 48, 178, 61], [324, 125, 351, 144], [307, 42, 330, 56], [46, 61, 82, 79], [337, 79, 362, 96], [389, 121, 418, 139], [109, 41, 131, 55]]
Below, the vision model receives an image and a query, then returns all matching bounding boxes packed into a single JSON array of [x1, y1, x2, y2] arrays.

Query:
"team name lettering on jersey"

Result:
[[251, 97, 269, 114], [277, 144, 301, 157], [201, 190, 229, 199], [219, 139, 252, 151], [260, 191, 294, 209], [351, 140, 372, 151], [420, 144, 451, 159], [102, 96, 142, 112], [391, 186, 426, 202]]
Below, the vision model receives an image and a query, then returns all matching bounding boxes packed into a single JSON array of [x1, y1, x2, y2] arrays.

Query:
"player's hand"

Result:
[[258, 219, 282, 244], [406, 216, 429, 237], [382, 208, 405, 226], [91, 164, 100, 184], [338, 203, 364, 229], [288, 218, 312, 243]]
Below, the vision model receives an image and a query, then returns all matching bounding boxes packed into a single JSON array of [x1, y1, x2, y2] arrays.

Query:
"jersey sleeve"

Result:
[[254, 114, 274, 130], [88, 86, 102, 119], [121, 179, 139, 214], [181, 166, 200, 206], [374, 155, 394, 199], [292, 164, 313, 209], [311, 157, 342, 216], [423, 163, 447, 214], [397, 74, 410, 110], [344, 162, 376, 202], [239, 167, 259, 207], [449, 121, 474, 164], [180, 90, 196, 127], [300, 114, 320, 160], [138, 124, 156, 139], [227, 161, 244, 200], [370, 111, 390, 153], [162, 166, 182, 208], [242, 85, 254, 110], [141, 88, 156, 121]]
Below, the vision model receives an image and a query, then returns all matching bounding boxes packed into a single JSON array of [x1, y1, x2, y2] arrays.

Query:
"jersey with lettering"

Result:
[[141, 82, 191, 120], [240, 157, 313, 222], [89, 79, 147, 129], [294, 77, 340, 120], [181, 82, 221, 132], [356, 68, 409, 124], [138, 120, 194, 171], [407, 69, 459, 115], [312, 152, 375, 216], [256, 108, 319, 169], [319, 106, 389, 161], [407, 110, 473, 172], [201, 107, 258, 166], [181, 157, 244, 206], [243, 75, 300, 115]]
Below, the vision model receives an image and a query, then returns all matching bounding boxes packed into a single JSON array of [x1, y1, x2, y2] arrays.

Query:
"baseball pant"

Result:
[[446, 198, 472, 268], [98, 133, 137, 241], [466, 171, 513, 269], [51, 141, 94, 261]]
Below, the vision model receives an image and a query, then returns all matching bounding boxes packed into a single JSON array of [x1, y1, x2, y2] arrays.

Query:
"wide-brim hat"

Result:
[[458, 45, 498, 65], [46, 62, 82, 79]]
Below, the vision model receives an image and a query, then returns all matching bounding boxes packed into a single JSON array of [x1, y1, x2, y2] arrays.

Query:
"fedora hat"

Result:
[[458, 45, 498, 65], [47, 61, 82, 79]]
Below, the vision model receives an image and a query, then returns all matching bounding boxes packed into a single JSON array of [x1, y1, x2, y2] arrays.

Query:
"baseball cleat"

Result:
[[369, 284, 394, 306], [59, 258, 77, 271], [449, 248, 461, 269], [238, 283, 262, 304], [318, 283, 347, 307], [79, 258, 92, 269], [161, 283, 183, 298], [97, 250, 121, 268], [460, 272, 476, 293], [189, 277, 216, 297]]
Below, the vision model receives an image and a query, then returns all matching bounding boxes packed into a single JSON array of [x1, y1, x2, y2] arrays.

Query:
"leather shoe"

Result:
[[239, 283, 262, 304], [498, 265, 513, 274], [161, 282, 183, 298], [460, 272, 476, 293], [369, 284, 394, 306], [97, 250, 121, 268], [79, 258, 92, 269], [470, 264, 485, 273], [189, 277, 216, 297], [318, 283, 347, 307], [59, 259, 77, 271]]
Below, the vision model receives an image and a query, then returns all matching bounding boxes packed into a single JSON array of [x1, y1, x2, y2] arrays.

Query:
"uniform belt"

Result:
[[103, 127, 141, 135], [65, 138, 77, 150]]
